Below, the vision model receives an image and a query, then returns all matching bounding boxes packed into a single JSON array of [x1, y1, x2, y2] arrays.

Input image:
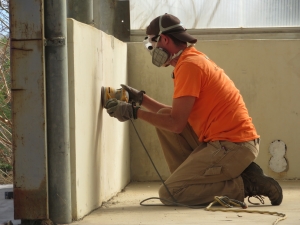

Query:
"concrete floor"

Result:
[[71, 181, 299, 225]]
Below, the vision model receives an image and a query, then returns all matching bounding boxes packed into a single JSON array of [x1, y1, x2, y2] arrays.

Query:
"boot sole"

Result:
[[252, 162, 283, 205], [245, 162, 283, 205], [265, 175, 283, 205]]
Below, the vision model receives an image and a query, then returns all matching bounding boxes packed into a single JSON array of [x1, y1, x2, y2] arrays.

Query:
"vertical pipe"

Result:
[[44, 0, 72, 223], [67, 0, 93, 25]]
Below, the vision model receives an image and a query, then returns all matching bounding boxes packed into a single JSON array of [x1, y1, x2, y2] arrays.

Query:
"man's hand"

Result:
[[121, 84, 145, 105], [105, 98, 139, 122]]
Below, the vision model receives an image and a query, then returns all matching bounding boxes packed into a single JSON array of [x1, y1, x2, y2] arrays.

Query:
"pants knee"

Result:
[[158, 184, 175, 205]]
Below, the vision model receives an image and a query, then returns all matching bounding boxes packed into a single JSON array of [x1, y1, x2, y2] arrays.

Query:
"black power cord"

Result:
[[130, 119, 205, 209]]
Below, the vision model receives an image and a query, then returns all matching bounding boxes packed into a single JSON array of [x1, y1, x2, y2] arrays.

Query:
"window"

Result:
[[130, 0, 300, 30]]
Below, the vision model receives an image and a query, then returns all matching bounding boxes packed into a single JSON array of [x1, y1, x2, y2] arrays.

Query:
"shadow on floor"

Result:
[[72, 181, 299, 225]]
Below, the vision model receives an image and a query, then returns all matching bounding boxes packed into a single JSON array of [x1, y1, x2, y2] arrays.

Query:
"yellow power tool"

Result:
[[101, 86, 129, 108]]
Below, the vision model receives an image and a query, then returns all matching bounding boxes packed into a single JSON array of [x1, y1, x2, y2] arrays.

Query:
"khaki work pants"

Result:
[[156, 124, 259, 205]]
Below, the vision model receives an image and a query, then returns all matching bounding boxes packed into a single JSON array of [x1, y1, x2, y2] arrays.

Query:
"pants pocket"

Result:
[[208, 141, 228, 165]]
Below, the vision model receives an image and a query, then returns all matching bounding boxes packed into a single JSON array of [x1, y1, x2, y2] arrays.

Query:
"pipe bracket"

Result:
[[45, 37, 65, 46]]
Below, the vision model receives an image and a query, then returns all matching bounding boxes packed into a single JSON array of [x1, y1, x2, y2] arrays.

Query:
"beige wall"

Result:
[[127, 43, 173, 181], [128, 40, 300, 181], [67, 19, 130, 220]]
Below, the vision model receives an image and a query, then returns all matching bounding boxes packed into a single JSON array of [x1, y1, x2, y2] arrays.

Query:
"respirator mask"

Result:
[[143, 35, 183, 67], [143, 35, 170, 67], [143, 16, 184, 67]]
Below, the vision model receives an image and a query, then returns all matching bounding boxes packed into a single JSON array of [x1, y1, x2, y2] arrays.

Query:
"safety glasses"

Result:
[[143, 35, 160, 51]]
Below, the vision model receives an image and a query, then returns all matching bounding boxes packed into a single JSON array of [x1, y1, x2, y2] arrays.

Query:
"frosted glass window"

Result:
[[130, 0, 300, 30]]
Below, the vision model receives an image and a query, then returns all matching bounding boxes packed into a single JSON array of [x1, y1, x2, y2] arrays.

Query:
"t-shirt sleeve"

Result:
[[173, 62, 202, 99]]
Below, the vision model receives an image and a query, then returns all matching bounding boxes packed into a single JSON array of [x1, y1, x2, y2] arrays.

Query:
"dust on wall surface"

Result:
[[67, 19, 130, 220], [127, 40, 300, 181]]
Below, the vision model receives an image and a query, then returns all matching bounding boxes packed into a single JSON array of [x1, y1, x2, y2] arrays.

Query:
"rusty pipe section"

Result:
[[10, 0, 49, 220], [44, 0, 72, 223]]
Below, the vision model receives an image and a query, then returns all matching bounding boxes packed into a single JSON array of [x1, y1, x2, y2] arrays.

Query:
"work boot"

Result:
[[241, 162, 283, 205]]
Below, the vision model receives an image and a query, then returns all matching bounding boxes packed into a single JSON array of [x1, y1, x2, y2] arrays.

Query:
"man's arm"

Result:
[[137, 96, 195, 133], [141, 94, 171, 113]]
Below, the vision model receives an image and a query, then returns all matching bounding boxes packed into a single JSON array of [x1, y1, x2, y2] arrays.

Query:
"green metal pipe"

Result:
[[44, 0, 72, 223]]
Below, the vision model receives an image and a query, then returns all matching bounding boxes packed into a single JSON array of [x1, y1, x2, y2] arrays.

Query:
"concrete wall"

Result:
[[67, 19, 130, 220], [128, 40, 300, 181]]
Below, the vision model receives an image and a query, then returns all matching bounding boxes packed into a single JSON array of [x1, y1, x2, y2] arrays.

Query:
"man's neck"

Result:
[[170, 45, 190, 67]]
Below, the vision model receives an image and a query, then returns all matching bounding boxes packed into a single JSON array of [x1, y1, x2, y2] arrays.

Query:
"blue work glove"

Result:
[[120, 84, 145, 105], [105, 98, 140, 122]]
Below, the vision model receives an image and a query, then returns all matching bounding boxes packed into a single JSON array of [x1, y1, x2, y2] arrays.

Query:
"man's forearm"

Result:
[[141, 95, 171, 113], [137, 108, 182, 133], [137, 95, 195, 134]]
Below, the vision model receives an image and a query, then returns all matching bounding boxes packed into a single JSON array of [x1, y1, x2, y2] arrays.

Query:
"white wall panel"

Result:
[[67, 19, 130, 220]]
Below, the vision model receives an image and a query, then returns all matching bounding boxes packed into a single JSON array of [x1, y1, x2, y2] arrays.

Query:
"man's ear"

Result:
[[160, 34, 169, 44]]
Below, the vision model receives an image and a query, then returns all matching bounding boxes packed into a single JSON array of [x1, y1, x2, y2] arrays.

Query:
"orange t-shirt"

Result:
[[173, 46, 259, 142]]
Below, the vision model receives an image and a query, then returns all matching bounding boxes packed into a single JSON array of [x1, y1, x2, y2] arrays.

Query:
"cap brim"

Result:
[[169, 31, 197, 44]]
